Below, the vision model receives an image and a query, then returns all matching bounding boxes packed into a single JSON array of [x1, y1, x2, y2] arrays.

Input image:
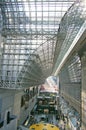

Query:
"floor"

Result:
[[23, 113, 69, 130]]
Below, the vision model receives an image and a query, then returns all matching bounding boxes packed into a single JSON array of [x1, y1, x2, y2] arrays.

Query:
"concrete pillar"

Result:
[[0, 34, 3, 80], [81, 52, 86, 130]]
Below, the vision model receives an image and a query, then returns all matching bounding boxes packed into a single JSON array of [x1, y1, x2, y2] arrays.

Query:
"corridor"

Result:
[[0, 0, 86, 130]]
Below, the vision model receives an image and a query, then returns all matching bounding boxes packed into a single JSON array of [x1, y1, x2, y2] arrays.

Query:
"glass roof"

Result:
[[0, 0, 77, 89], [53, 0, 86, 75]]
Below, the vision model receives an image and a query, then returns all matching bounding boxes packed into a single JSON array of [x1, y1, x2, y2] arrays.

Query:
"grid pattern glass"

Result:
[[59, 53, 81, 103], [53, 0, 86, 73], [0, 0, 76, 89], [68, 54, 81, 83]]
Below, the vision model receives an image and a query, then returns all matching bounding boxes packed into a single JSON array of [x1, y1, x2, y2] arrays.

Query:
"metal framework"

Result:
[[59, 53, 81, 107], [53, 0, 86, 74], [0, 0, 83, 89]]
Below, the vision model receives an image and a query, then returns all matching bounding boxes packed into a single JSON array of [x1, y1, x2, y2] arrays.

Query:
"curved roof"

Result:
[[0, 0, 86, 89]]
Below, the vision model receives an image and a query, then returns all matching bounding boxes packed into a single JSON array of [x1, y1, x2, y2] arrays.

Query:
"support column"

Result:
[[81, 52, 86, 130]]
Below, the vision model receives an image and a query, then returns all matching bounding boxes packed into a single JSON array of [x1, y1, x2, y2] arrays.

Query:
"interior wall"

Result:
[[81, 52, 86, 129], [59, 54, 81, 113]]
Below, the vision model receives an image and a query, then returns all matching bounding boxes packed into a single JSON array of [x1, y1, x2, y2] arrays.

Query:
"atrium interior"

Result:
[[0, 0, 86, 130]]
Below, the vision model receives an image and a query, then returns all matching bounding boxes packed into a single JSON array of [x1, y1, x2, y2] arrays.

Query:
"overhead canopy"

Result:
[[0, 0, 85, 89]]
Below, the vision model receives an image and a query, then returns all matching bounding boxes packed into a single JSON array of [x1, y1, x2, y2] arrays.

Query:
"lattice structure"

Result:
[[0, 0, 76, 89], [59, 53, 81, 111], [53, 0, 86, 74]]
